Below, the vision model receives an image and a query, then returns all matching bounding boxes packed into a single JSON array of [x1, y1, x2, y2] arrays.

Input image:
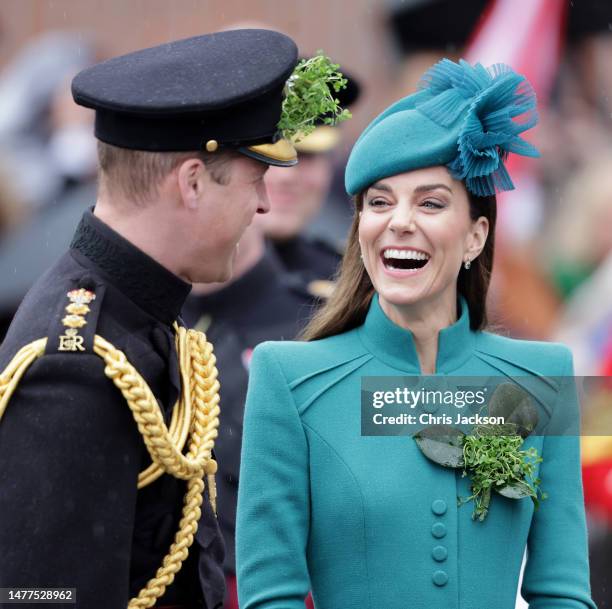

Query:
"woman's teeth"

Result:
[[382, 249, 430, 270]]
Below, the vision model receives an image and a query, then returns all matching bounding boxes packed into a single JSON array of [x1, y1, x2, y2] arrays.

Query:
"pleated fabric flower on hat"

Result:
[[415, 59, 539, 197]]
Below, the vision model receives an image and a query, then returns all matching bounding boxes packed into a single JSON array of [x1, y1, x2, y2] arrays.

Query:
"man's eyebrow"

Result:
[[413, 183, 453, 194]]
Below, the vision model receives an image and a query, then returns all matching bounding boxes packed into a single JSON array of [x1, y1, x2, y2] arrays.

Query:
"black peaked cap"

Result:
[[72, 29, 298, 156]]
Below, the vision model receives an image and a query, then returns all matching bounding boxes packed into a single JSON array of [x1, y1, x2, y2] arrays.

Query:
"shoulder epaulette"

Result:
[[44, 276, 105, 356]]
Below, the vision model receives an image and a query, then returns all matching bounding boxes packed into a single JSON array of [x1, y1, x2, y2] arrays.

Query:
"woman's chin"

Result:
[[376, 285, 426, 308]]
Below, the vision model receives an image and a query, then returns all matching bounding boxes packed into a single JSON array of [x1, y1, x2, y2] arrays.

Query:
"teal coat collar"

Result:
[[358, 293, 476, 374]]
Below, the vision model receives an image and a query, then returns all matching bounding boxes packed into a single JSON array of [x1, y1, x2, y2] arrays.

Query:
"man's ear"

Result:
[[177, 157, 207, 210]]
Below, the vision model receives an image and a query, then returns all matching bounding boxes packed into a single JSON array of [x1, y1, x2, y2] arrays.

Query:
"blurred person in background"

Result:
[[0, 31, 98, 210], [542, 155, 612, 307], [0, 31, 100, 340], [545, 6, 612, 608], [259, 66, 361, 290], [0, 167, 27, 239], [182, 221, 323, 609], [550, 176, 612, 609], [0, 168, 29, 338], [0, 31, 97, 341]]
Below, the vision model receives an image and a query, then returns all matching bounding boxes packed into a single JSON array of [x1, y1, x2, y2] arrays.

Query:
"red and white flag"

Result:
[[465, 0, 566, 242]]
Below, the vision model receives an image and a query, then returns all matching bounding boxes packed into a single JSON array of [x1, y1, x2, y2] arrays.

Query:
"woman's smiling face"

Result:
[[358, 166, 489, 310]]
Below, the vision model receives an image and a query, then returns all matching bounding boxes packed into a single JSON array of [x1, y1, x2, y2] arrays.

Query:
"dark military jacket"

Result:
[[0, 210, 225, 609], [272, 234, 343, 283], [182, 246, 323, 574]]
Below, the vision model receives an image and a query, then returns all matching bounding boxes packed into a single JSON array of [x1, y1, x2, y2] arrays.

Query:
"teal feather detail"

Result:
[[417, 58, 540, 196]]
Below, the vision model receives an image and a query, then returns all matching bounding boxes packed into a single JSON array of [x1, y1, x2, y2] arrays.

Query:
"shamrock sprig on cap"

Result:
[[414, 383, 546, 521], [278, 51, 352, 142]]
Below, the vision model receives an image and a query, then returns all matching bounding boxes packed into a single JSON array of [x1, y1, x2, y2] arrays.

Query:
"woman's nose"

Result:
[[389, 204, 416, 234]]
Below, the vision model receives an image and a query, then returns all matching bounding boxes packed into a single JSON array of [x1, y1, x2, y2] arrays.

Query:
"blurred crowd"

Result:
[[0, 1, 610, 607]]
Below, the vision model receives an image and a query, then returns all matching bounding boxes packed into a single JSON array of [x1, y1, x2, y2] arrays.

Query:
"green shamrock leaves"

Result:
[[278, 52, 352, 141], [414, 383, 546, 521]]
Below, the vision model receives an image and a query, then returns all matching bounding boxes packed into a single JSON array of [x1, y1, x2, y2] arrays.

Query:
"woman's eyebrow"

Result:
[[367, 182, 393, 193], [413, 183, 453, 194]]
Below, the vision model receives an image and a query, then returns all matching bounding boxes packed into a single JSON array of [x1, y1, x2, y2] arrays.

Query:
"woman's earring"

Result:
[[464, 259, 471, 270]]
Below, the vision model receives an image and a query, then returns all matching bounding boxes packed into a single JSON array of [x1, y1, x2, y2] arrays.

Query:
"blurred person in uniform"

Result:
[[182, 222, 322, 609], [0, 31, 98, 210], [0, 29, 319, 609], [259, 67, 361, 290]]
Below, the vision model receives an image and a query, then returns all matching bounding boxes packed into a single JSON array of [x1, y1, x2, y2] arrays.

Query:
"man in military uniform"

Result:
[[0, 29, 301, 609]]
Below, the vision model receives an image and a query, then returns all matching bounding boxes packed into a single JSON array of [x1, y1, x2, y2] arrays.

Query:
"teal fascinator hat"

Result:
[[345, 58, 539, 197]]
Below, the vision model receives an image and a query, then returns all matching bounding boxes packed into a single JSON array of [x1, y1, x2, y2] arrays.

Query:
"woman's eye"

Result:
[[367, 198, 389, 208], [421, 199, 444, 209]]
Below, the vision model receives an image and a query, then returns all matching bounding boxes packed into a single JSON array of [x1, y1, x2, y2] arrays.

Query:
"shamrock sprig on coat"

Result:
[[414, 383, 547, 521]]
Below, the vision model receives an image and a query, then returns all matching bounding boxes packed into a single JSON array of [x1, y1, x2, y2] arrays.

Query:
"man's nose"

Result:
[[256, 181, 271, 214]]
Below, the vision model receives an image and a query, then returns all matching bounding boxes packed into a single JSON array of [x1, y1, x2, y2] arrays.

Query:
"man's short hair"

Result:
[[97, 141, 240, 204]]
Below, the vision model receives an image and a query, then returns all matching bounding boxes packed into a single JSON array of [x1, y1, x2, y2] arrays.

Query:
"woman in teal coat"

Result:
[[236, 59, 597, 609]]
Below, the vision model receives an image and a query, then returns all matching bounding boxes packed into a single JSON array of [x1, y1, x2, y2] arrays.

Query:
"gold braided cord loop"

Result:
[[0, 339, 47, 419], [137, 327, 193, 488], [128, 332, 221, 608], [96, 332, 219, 481], [0, 328, 220, 609]]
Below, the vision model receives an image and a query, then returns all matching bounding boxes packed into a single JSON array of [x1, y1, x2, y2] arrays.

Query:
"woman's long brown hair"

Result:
[[300, 190, 497, 341]]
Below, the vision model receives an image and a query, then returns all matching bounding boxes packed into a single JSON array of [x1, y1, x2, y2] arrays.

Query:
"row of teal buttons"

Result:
[[431, 499, 448, 587]]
